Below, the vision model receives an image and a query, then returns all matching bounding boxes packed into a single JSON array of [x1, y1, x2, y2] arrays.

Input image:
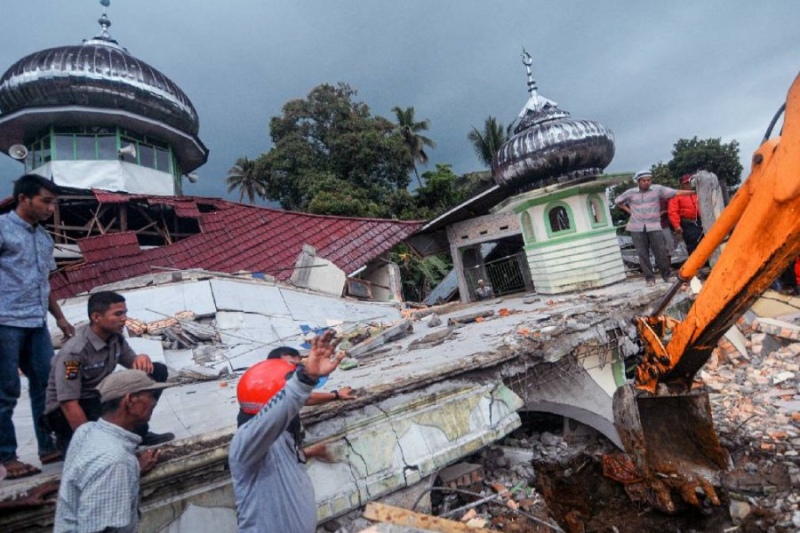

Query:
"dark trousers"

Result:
[[680, 220, 704, 256], [43, 362, 168, 451], [0, 324, 56, 462], [631, 230, 671, 281]]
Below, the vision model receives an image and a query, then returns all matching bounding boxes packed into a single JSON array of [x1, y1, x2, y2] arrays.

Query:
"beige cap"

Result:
[[97, 369, 172, 403]]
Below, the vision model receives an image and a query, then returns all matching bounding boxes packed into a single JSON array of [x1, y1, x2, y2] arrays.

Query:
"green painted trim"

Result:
[[543, 201, 576, 239], [512, 179, 617, 213], [586, 193, 608, 228], [524, 225, 617, 250], [612, 349, 626, 387], [521, 211, 535, 243]]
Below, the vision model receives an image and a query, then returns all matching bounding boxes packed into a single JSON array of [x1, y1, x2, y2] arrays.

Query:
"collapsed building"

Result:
[[2, 5, 799, 533]]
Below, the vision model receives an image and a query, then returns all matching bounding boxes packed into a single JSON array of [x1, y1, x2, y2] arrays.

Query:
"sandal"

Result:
[[40, 450, 63, 465], [2, 459, 41, 480]]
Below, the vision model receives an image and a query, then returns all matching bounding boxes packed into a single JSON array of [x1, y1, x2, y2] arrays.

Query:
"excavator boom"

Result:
[[614, 70, 800, 512]]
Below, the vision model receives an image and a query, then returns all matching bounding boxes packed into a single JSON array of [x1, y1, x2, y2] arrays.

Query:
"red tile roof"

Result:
[[50, 193, 423, 298]]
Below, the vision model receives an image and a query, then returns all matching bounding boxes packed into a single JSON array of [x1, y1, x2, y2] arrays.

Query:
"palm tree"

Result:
[[226, 157, 267, 204], [467, 116, 508, 168], [392, 106, 436, 187]]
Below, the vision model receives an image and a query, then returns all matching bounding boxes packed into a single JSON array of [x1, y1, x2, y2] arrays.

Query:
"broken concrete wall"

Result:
[[135, 382, 524, 531], [291, 244, 347, 296], [360, 260, 404, 303]]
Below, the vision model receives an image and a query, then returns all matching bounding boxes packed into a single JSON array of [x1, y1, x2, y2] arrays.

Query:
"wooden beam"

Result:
[[362, 502, 493, 533]]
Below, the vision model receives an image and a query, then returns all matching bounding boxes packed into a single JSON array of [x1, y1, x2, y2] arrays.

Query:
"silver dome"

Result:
[[492, 50, 615, 191], [0, 38, 199, 135]]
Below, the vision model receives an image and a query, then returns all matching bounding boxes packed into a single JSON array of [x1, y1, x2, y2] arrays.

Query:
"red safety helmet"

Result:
[[237, 359, 296, 414]]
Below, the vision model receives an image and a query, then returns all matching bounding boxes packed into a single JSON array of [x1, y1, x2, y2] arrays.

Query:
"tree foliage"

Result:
[[392, 106, 436, 187], [225, 157, 266, 204], [390, 243, 452, 303], [467, 116, 508, 168], [666, 137, 743, 190], [254, 83, 412, 217]]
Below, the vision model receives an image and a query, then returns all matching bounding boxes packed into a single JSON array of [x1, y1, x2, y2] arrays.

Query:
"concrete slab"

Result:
[[4, 274, 665, 531], [127, 337, 166, 365], [123, 280, 217, 322]]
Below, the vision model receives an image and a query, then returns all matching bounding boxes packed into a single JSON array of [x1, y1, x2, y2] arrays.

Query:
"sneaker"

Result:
[[646, 280, 656, 287], [140, 431, 175, 446]]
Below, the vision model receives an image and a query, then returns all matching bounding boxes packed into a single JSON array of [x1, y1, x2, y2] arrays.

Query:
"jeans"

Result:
[[631, 230, 671, 282], [0, 324, 56, 463]]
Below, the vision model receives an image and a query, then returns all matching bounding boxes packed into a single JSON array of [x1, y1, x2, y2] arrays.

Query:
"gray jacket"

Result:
[[229, 376, 316, 533]]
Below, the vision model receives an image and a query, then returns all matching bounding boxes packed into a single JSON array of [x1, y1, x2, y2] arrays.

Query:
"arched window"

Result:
[[544, 201, 576, 238], [587, 194, 608, 228], [521, 211, 535, 242]]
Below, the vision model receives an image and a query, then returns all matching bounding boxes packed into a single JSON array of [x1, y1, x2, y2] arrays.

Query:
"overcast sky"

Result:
[[1, 1, 798, 200]]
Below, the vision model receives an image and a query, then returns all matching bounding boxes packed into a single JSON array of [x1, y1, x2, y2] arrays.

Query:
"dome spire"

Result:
[[521, 48, 539, 111], [95, 0, 115, 43], [516, 48, 559, 122]]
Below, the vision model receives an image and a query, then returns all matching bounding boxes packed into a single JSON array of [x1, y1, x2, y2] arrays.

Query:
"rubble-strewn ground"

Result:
[[338, 293, 800, 533]]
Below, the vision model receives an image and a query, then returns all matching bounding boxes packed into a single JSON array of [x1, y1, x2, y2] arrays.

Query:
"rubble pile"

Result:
[[702, 310, 800, 530]]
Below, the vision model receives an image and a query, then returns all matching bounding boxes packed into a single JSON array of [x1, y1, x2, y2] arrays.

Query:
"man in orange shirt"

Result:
[[668, 174, 703, 255]]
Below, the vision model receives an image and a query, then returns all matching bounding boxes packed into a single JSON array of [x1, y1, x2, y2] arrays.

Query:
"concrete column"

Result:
[[451, 244, 470, 304]]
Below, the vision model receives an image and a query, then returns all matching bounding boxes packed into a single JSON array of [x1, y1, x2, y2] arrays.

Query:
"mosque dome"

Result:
[[492, 52, 615, 191], [0, 2, 207, 179], [0, 36, 199, 136]]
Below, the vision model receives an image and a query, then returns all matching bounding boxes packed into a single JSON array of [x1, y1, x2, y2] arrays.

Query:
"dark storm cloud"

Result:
[[0, 0, 797, 199]]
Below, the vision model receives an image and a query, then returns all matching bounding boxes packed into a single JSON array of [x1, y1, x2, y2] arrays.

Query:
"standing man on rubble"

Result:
[[230, 331, 345, 533], [616, 170, 694, 286], [43, 290, 174, 452], [0, 174, 74, 479]]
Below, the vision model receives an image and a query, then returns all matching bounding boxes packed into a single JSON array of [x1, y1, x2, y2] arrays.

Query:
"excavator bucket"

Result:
[[613, 384, 730, 512]]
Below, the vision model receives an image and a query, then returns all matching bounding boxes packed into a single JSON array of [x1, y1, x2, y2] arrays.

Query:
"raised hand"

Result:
[[304, 330, 344, 379]]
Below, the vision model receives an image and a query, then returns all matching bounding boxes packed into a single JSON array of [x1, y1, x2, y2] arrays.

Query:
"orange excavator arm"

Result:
[[613, 71, 800, 514], [635, 71, 800, 394]]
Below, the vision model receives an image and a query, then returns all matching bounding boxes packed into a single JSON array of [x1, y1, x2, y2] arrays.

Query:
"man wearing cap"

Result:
[[54, 369, 168, 533], [668, 173, 703, 255], [475, 279, 494, 301], [616, 170, 695, 286], [229, 331, 345, 533], [44, 290, 174, 452]]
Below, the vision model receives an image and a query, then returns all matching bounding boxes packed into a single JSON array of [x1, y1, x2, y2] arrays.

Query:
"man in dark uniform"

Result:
[[43, 291, 173, 452]]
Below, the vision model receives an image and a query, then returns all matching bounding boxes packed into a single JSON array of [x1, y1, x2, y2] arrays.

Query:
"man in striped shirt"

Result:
[[616, 170, 695, 286]]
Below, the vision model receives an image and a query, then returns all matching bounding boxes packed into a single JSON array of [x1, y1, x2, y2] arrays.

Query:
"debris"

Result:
[[362, 502, 494, 533], [346, 320, 414, 358], [428, 314, 442, 327], [177, 365, 226, 382], [338, 358, 359, 371], [438, 463, 485, 490], [408, 328, 455, 351], [447, 311, 494, 326]]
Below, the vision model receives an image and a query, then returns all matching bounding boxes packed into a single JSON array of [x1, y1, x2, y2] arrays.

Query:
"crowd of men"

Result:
[[1, 174, 355, 532], [616, 170, 700, 286], [4, 169, 795, 531]]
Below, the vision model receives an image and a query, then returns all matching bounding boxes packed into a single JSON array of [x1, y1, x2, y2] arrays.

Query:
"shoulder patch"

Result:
[[64, 360, 80, 381]]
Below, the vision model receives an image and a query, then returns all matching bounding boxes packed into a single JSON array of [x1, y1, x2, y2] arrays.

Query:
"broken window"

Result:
[[587, 194, 607, 227], [548, 205, 570, 233]]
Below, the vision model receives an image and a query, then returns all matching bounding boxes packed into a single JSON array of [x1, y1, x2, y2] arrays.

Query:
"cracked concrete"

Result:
[[1, 273, 668, 531]]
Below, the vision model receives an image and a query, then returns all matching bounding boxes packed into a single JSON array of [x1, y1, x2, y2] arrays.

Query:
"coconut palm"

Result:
[[226, 157, 267, 204], [392, 106, 436, 187], [467, 116, 508, 168]]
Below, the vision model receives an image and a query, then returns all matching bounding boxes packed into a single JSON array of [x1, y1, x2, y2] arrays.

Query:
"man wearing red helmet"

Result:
[[668, 174, 703, 255], [229, 331, 345, 533]]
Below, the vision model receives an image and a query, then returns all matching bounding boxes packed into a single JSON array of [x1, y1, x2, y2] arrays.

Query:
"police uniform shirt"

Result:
[[45, 324, 138, 414]]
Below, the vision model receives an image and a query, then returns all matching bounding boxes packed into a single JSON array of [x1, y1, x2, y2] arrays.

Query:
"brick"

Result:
[[753, 317, 800, 341]]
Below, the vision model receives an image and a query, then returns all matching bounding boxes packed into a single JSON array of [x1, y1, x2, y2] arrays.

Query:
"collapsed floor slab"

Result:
[[2, 273, 667, 531]]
